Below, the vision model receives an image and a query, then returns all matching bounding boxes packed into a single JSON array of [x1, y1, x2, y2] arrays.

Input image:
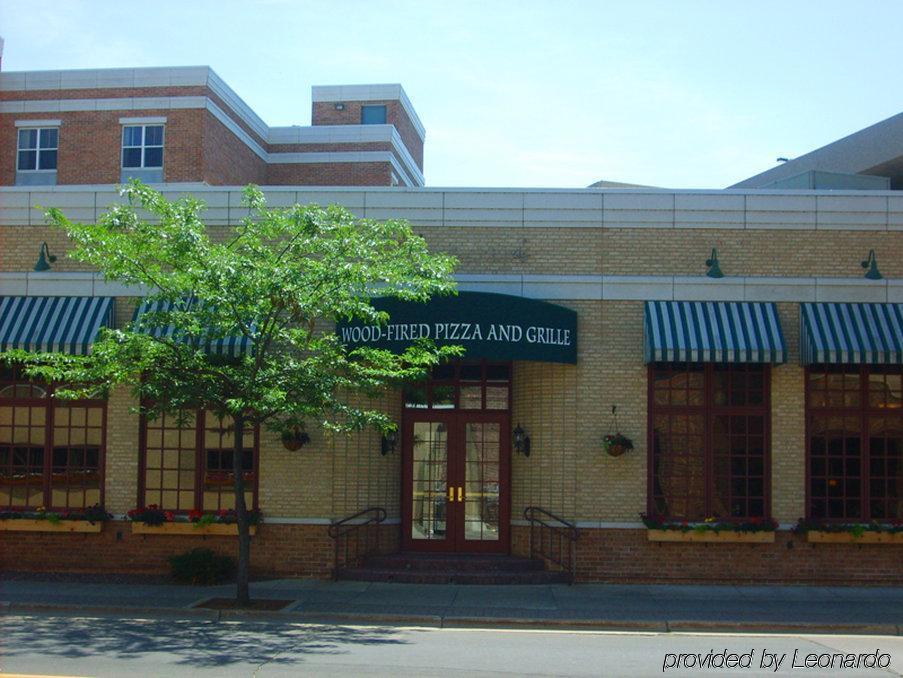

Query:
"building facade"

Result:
[[1, 67, 901, 584]]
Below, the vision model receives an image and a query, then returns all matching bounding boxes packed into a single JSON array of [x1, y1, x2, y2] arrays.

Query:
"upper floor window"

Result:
[[17, 128, 58, 171], [361, 105, 387, 125], [122, 125, 164, 169]]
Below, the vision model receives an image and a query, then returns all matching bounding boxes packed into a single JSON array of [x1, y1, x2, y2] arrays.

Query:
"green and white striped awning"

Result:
[[800, 303, 903, 365], [133, 299, 252, 357], [0, 296, 114, 355], [644, 301, 787, 364]]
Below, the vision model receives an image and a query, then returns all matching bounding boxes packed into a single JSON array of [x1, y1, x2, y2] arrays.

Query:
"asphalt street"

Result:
[[1, 614, 902, 677]]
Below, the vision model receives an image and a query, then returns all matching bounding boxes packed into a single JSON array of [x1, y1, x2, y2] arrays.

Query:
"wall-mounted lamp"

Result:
[[512, 424, 531, 457], [334, 102, 346, 111], [380, 429, 398, 456], [281, 426, 311, 451], [705, 248, 724, 278], [34, 242, 57, 272], [861, 249, 882, 280]]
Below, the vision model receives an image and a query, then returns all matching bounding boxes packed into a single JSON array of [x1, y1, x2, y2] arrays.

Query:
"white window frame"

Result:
[[16, 127, 59, 173], [121, 124, 165, 170]]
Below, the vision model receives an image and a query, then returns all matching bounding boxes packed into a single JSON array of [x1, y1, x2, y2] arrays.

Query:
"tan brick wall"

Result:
[[104, 386, 140, 513], [420, 228, 600, 275], [511, 300, 647, 524], [771, 303, 806, 523], [601, 229, 903, 278]]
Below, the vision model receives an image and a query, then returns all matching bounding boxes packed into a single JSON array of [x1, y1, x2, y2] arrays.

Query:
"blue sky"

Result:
[[2, 0, 901, 188]]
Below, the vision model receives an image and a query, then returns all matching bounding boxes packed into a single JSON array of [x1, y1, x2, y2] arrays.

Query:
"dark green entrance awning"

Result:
[[644, 301, 786, 364], [800, 303, 903, 365], [133, 299, 252, 357], [337, 292, 578, 364], [0, 296, 114, 355]]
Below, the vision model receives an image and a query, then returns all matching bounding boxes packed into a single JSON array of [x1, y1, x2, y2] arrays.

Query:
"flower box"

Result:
[[647, 529, 775, 543], [0, 518, 102, 534], [130, 522, 257, 536], [806, 530, 903, 544]]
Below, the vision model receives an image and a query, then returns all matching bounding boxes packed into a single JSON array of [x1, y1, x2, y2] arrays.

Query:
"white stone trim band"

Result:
[[119, 116, 168, 124], [2, 271, 900, 304], [2, 185, 899, 229], [14, 119, 62, 127]]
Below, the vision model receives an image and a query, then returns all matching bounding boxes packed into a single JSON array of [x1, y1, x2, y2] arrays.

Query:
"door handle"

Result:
[[448, 486, 455, 503], [458, 486, 464, 502]]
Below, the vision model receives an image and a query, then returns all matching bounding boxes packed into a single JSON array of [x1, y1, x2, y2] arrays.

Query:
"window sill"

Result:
[[131, 522, 257, 536], [806, 531, 903, 544], [0, 519, 102, 533], [646, 529, 775, 543]]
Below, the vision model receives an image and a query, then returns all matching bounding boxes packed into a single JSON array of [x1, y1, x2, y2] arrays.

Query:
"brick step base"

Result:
[[363, 553, 546, 572], [336, 552, 569, 584], [336, 567, 570, 585]]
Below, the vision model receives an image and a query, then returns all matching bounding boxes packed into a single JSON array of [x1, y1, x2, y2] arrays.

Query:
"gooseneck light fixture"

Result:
[[705, 248, 724, 278], [380, 429, 398, 456], [34, 242, 57, 272], [861, 250, 882, 280], [513, 424, 531, 457]]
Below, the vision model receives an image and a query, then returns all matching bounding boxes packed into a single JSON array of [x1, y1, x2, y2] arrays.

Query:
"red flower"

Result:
[[163, 511, 175, 522], [187, 509, 204, 522]]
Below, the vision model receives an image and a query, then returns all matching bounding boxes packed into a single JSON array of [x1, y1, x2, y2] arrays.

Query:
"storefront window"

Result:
[[141, 409, 257, 512], [649, 363, 770, 521], [0, 365, 104, 510], [807, 365, 902, 520]]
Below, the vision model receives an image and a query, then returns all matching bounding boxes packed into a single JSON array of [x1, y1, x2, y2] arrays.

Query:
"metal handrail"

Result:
[[327, 506, 387, 539], [523, 506, 579, 583], [327, 507, 387, 577]]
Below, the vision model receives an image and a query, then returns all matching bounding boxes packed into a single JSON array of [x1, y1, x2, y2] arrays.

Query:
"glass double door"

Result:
[[402, 412, 510, 553]]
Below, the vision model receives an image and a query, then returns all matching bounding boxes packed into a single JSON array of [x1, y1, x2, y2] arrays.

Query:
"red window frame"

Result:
[[138, 408, 259, 513], [403, 361, 511, 412], [0, 365, 106, 511], [647, 362, 772, 521], [805, 364, 903, 521]]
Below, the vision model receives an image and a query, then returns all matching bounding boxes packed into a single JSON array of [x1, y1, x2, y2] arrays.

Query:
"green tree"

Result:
[[9, 181, 458, 605]]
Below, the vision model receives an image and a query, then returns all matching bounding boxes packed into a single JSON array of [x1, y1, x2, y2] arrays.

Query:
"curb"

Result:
[[666, 619, 902, 636], [2, 601, 900, 635], [6, 602, 220, 620]]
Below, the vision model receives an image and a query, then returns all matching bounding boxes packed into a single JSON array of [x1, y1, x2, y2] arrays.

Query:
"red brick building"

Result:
[[1, 67, 424, 188]]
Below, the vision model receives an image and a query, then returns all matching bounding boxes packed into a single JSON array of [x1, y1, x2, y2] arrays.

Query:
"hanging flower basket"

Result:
[[281, 427, 310, 451], [603, 433, 633, 457], [602, 405, 633, 457]]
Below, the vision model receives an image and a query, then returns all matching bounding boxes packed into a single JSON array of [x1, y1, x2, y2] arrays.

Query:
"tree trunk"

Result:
[[232, 414, 251, 606]]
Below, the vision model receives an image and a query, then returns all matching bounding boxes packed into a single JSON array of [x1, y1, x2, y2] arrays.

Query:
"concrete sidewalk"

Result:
[[2, 576, 902, 634]]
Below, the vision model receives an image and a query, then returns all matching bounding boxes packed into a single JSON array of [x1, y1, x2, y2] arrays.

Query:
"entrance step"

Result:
[[336, 553, 571, 585]]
